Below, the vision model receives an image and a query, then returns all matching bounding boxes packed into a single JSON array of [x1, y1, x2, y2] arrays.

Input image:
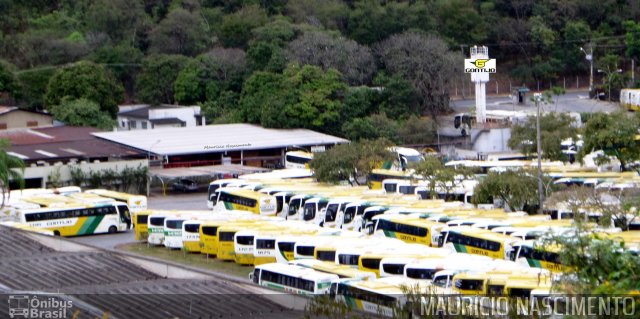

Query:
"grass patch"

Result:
[[118, 242, 251, 279]]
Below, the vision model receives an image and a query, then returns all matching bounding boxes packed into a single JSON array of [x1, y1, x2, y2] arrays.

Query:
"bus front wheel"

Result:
[[108, 226, 118, 234], [53, 230, 60, 236]]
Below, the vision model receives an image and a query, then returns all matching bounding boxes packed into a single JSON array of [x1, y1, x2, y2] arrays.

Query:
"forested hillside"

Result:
[[0, 0, 639, 141]]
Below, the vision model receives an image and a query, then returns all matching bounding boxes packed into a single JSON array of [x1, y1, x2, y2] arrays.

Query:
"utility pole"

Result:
[[535, 93, 544, 214], [580, 46, 594, 96]]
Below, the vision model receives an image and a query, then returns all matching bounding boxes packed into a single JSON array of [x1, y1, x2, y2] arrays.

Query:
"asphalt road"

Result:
[[450, 89, 621, 114], [70, 191, 209, 249]]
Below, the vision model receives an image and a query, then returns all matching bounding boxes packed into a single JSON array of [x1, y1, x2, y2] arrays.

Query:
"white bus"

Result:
[[284, 151, 314, 169], [148, 213, 173, 246], [302, 197, 330, 226], [19, 202, 131, 237], [163, 217, 187, 249], [250, 263, 338, 295]]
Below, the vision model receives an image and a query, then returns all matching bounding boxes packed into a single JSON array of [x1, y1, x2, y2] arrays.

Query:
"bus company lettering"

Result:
[[468, 248, 490, 256], [398, 234, 418, 242], [204, 143, 252, 150], [32, 219, 75, 228], [237, 247, 253, 253], [8, 295, 73, 319], [256, 250, 271, 255]]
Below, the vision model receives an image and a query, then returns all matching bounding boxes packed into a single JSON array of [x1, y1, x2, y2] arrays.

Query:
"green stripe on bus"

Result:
[[79, 215, 104, 235], [527, 258, 542, 268], [224, 202, 233, 210], [453, 243, 467, 253], [383, 230, 397, 238]]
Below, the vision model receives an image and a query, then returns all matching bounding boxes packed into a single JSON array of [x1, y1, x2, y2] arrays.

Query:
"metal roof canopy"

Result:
[[92, 123, 348, 156], [150, 164, 269, 179]]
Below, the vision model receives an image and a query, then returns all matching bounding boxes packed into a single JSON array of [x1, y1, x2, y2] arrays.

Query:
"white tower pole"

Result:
[[470, 46, 490, 125]]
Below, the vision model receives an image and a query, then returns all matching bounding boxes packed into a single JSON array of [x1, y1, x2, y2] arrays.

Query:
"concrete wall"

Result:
[[0, 110, 53, 129], [149, 106, 200, 127], [21, 159, 148, 188], [471, 128, 512, 153]]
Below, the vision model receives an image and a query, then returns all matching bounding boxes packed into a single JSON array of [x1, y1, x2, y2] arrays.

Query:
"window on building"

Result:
[[130, 121, 137, 129], [27, 121, 38, 127], [121, 121, 126, 128], [0, 123, 6, 130], [141, 121, 147, 129]]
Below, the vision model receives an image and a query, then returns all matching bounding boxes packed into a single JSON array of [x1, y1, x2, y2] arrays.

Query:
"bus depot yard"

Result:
[[2, 160, 640, 318]]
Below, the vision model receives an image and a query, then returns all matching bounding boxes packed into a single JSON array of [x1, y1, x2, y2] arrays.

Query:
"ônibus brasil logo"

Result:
[[8, 295, 72, 319]]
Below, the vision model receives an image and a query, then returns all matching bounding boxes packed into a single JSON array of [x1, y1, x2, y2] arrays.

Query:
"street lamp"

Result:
[[597, 68, 623, 102], [147, 139, 161, 196], [534, 93, 544, 214], [580, 46, 594, 95]]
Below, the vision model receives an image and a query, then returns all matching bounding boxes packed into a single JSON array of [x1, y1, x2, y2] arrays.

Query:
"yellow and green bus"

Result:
[[373, 216, 444, 247], [368, 169, 415, 190], [442, 227, 518, 259], [19, 202, 131, 237], [215, 189, 277, 216], [511, 240, 569, 273]]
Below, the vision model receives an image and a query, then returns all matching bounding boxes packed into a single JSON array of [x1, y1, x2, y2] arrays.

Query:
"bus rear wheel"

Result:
[[53, 230, 60, 236], [108, 226, 118, 234]]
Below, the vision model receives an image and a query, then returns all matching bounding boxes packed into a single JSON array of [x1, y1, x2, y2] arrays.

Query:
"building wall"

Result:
[[471, 128, 512, 153], [149, 106, 200, 127], [20, 159, 148, 188], [117, 117, 150, 130], [0, 111, 53, 129]]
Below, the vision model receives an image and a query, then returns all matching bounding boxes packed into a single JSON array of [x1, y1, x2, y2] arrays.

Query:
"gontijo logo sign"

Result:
[[464, 58, 496, 73]]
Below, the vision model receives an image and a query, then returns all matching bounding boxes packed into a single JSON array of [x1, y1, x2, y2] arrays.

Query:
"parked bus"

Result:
[[85, 189, 147, 213], [182, 220, 203, 253], [164, 216, 187, 249], [332, 277, 423, 317], [148, 213, 173, 246], [215, 188, 277, 216], [207, 179, 239, 208], [284, 151, 313, 169], [368, 169, 415, 190], [19, 202, 131, 237], [290, 259, 376, 281], [510, 240, 568, 273], [133, 210, 151, 241], [302, 197, 330, 226], [441, 227, 518, 260], [373, 216, 444, 247], [250, 263, 338, 295], [620, 88, 640, 111]]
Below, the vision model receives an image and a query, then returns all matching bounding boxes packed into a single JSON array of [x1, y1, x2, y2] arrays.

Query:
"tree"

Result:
[[411, 157, 471, 201], [375, 32, 461, 117], [372, 72, 420, 119], [472, 169, 549, 213], [434, 0, 487, 45], [578, 112, 640, 171], [545, 224, 640, 296], [0, 139, 24, 209], [91, 44, 144, 99], [239, 64, 348, 135], [16, 68, 55, 110], [286, 31, 375, 85], [625, 20, 640, 66], [44, 61, 124, 118], [219, 5, 268, 49], [148, 8, 210, 56], [0, 59, 20, 103], [309, 139, 395, 185], [396, 116, 437, 145], [50, 98, 116, 130], [136, 54, 190, 105], [508, 112, 578, 162], [84, 0, 147, 44], [174, 47, 247, 104]]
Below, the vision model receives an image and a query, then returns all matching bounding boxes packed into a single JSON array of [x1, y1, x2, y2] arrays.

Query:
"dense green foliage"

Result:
[[1, 0, 638, 134], [44, 61, 124, 117], [472, 169, 548, 212], [0, 139, 24, 209], [508, 112, 578, 162], [309, 138, 394, 185], [578, 112, 640, 171], [50, 98, 117, 130]]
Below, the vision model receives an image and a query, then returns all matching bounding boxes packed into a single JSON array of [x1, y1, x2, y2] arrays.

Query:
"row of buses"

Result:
[[125, 172, 640, 317], [4, 187, 147, 237]]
